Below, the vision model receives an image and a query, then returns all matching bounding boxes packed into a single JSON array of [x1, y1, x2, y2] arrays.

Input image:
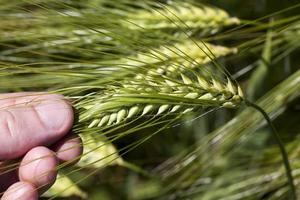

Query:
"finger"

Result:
[[52, 135, 83, 164], [1, 182, 38, 200], [18, 146, 58, 194], [0, 92, 74, 160]]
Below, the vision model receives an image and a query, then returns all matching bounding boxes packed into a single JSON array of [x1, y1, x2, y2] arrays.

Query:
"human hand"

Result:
[[0, 93, 83, 200]]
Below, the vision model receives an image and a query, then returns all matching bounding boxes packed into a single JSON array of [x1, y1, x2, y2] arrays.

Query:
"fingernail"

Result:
[[35, 99, 73, 132]]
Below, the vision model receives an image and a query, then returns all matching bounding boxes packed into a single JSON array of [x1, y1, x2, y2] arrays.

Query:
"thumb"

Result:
[[0, 92, 73, 160]]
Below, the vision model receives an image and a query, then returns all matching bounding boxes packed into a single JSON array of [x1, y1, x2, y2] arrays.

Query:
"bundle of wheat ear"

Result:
[[74, 72, 296, 199], [0, 0, 297, 199], [75, 70, 296, 199]]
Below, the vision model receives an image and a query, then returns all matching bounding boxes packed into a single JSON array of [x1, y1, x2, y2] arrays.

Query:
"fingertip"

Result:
[[2, 182, 38, 200], [53, 135, 83, 164], [19, 146, 58, 193], [35, 94, 74, 137]]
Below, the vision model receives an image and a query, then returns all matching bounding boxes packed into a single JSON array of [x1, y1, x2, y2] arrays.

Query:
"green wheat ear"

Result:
[[116, 40, 237, 77], [76, 134, 123, 168], [127, 2, 240, 35], [44, 173, 87, 199], [80, 73, 244, 128]]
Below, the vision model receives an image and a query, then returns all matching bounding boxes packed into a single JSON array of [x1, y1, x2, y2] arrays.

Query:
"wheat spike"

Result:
[[118, 40, 237, 77], [128, 2, 240, 34], [83, 73, 243, 128]]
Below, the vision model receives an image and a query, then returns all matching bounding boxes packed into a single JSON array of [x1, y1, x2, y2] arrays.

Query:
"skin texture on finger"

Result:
[[1, 182, 38, 200], [52, 135, 83, 164], [18, 146, 58, 194], [0, 92, 74, 160]]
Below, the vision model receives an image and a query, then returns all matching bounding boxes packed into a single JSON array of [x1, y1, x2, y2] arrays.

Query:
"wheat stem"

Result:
[[245, 100, 297, 200]]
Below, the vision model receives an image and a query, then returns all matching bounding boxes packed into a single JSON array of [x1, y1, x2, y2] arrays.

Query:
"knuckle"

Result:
[[0, 110, 16, 138]]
